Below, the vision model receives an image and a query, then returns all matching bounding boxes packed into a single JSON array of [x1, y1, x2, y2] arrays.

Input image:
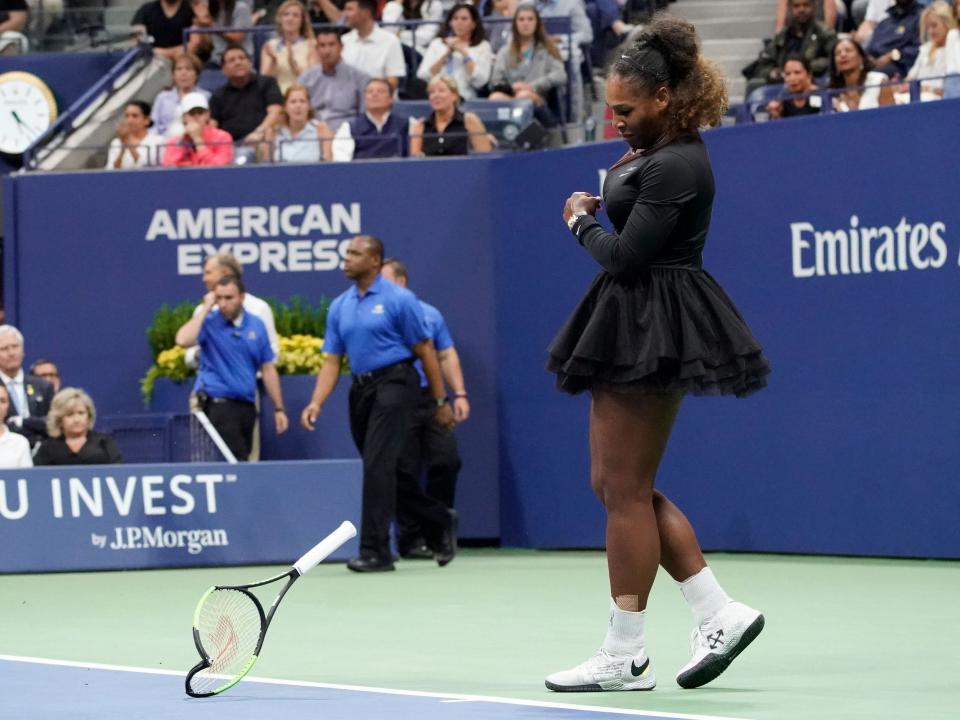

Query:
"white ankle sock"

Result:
[[678, 567, 730, 626], [602, 598, 646, 656]]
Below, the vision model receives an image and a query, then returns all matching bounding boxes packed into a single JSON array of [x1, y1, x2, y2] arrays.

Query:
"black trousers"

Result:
[[396, 390, 462, 548], [203, 396, 257, 462], [348, 363, 450, 559]]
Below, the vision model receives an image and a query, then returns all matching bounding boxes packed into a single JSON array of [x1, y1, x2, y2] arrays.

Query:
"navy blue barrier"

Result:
[[5, 98, 960, 558], [0, 460, 361, 573]]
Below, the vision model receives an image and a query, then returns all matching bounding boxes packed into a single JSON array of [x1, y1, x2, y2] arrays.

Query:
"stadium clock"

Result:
[[0, 71, 58, 155]]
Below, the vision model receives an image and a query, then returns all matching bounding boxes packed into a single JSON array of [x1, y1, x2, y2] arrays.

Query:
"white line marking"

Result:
[[0, 655, 752, 720]]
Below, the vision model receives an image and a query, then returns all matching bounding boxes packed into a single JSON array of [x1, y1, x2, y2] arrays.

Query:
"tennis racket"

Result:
[[185, 520, 357, 698]]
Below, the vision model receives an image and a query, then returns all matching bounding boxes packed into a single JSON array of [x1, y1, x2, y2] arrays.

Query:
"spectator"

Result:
[[382, 0, 445, 56], [534, 0, 592, 121], [767, 54, 823, 118], [488, 4, 566, 127], [131, 0, 198, 60], [0, 325, 53, 449], [867, 0, 923, 76], [0, 0, 28, 54], [485, 0, 517, 53], [298, 28, 370, 131], [191, 0, 254, 67], [829, 35, 891, 109], [308, 0, 345, 23], [332, 77, 409, 160], [161, 92, 235, 166], [898, 0, 959, 98], [29, 359, 61, 393], [417, 3, 493, 99], [270, 84, 333, 162], [745, 0, 837, 94], [776, 0, 839, 31], [105, 101, 165, 169], [34, 388, 123, 466], [210, 44, 283, 149], [175, 275, 288, 462], [0, 384, 31, 468], [261, 0, 318, 93], [410, 74, 493, 155], [856, 0, 894, 45], [341, 0, 408, 91], [151, 52, 211, 138]]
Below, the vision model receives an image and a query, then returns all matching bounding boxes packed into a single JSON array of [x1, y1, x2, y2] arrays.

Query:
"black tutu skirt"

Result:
[[547, 267, 770, 397]]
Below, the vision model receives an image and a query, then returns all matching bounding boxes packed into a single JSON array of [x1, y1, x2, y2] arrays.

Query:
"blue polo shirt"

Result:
[[324, 275, 429, 374], [195, 310, 275, 403], [415, 301, 454, 388]]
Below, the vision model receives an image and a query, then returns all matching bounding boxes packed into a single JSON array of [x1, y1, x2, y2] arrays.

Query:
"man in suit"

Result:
[[0, 325, 53, 447]]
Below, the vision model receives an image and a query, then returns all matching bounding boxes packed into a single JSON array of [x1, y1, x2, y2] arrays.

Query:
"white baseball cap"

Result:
[[178, 92, 209, 115]]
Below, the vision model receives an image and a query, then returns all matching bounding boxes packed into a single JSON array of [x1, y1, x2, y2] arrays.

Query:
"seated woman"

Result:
[[260, 0, 318, 94], [488, 4, 566, 127], [151, 52, 210, 138], [382, 0, 444, 55], [269, 84, 333, 162], [191, 0, 254, 67], [105, 101, 165, 169], [897, 1, 960, 102], [767, 54, 823, 119], [34, 388, 123, 466], [829, 36, 891, 111], [417, 3, 493, 100], [0, 384, 32, 469], [410, 74, 493, 156]]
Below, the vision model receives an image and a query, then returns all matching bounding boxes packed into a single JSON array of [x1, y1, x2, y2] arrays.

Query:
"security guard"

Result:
[[381, 259, 469, 560], [301, 236, 457, 572]]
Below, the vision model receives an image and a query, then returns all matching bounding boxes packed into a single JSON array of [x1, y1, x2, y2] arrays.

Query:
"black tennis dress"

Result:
[[547, 135, 770, 397]]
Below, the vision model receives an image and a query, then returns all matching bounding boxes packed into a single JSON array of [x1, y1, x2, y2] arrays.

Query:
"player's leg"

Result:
[[653, 491, 765, 689], [546, 389, 681, 692]]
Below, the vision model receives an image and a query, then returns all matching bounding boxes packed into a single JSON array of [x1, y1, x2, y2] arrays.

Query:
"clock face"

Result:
[[0, 72, 58, 155]]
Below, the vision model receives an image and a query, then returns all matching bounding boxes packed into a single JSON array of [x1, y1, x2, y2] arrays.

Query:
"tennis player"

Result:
[[545, 16, 770, 692]]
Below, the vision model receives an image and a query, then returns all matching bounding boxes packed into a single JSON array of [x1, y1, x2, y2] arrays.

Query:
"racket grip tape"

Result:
[[293, 521, 357, 576]]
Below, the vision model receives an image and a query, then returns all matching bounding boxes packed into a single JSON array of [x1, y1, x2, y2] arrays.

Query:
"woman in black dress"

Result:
[[545, 16, 769, 693], [34, 388, 123, 466]]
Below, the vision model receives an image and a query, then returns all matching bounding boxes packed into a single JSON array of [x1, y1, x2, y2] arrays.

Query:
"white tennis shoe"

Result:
[[676, 601, 765, 689], [545, 649, 656, 692]]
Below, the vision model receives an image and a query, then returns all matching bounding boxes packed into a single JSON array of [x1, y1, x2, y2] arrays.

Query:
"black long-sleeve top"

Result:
[[573, 136, 715, 277], [34, 431, 123, 466]]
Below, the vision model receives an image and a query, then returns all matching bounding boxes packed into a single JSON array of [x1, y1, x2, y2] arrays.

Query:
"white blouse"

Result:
[[904, 29, 960, 99], [381, 0, 444, 55], [416, 37, 493, 99]]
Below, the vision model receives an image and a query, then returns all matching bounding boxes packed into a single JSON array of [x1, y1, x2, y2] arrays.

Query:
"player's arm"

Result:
[[438, 346, 469, 422], [260, 361, 288, 433], [176, 292, 216, 347], [413, 339, 455, 429], [301, 354, 341, 430]]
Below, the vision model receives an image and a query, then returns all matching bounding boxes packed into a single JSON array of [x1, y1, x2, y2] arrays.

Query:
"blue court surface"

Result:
[[0, 657, 747, 720]]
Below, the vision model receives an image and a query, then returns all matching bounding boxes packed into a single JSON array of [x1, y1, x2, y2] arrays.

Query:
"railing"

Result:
[[21, 42, 154, 169]]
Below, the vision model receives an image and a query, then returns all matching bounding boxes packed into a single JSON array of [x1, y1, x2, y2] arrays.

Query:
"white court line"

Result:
[[0, 655, 752, 720]]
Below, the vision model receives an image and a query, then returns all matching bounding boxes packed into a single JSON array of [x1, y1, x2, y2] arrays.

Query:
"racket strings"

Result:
[[188, 588, 263, 695]]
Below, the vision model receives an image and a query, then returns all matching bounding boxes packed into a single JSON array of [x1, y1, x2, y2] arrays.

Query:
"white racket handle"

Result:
[[293, 521, 357, 576]]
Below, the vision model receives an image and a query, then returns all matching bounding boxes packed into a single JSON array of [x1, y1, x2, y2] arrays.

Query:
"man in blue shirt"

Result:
[[300, 236, 457, 572], [866, 0, 922, 77], [381, 259, 470, 560], [176, 275, 288, 461]]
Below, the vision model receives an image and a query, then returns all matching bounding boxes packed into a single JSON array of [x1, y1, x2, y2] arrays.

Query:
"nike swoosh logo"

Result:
[[618, 168, 636, 177], [630, 658, 649, 677]]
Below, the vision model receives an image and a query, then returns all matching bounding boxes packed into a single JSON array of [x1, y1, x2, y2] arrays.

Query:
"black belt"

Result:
[[352, 358, 414, 387], [197, 391, 254, 408]]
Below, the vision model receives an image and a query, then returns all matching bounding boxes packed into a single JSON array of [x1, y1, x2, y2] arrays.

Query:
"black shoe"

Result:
[[435, 509, 458, 567], [399, 542, 434, 560], [346, 554, 395, 573]]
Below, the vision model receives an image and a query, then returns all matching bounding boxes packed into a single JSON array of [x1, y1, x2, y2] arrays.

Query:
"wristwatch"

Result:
[[567, 212, 587, 231], [891, 48, 902, 62]]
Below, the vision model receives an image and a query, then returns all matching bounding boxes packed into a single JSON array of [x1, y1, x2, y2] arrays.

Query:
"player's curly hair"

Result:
[[611, 15, 728, 134]]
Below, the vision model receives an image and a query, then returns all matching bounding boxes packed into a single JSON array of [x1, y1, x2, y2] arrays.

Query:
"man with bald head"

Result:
[[301, 235, 458, 573], [0, 325, 53, 448]]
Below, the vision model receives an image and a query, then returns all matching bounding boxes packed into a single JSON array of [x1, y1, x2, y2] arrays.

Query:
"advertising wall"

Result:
[[5, 98, 960, 560], [0, 460, 361, 572]]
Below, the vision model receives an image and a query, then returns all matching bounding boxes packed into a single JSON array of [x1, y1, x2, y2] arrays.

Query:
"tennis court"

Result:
[[1, 550, 956, 720]]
